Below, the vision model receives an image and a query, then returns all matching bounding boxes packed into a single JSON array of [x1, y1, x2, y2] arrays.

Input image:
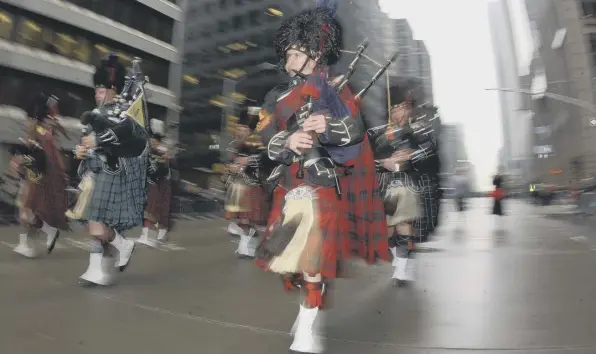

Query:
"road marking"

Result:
[[160, 243, 186, 251], [0, 241, 16, 248], [570, 236, 588, 242], [64, 237, 92, 251]]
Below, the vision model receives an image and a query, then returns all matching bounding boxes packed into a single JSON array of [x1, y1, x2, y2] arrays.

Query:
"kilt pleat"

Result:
[[256, 164, 356, 279], [225, 183, 269, 226], [80, 148, 148, 233]]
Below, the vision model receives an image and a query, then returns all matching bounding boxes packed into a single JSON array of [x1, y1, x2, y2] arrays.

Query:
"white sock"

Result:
[[41, 221, 57, 236], [111, 232, 126, 247]]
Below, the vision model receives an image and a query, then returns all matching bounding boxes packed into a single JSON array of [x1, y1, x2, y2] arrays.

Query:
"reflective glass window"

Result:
[[0, 10, 14, 40]]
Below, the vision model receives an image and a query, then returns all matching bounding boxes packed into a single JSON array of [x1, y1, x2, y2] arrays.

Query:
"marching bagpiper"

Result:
[[253, 2, 386, 352], [137, 118, 173, 246], [10, 92, 69, 258], [74, 54, 149, 286], [374, 81, 438, 287], [224, 106, 270, 258]]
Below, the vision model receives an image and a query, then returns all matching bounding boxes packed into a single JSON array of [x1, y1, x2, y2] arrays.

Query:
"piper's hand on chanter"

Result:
[[81, 135, 97, 149], [9, 156, 22, 175], [302, 114, 327, 134], [392, 149, 414, 163], [75, 145, 88, 159], [285, 131, 313, 155], [381, 156, 401, 172], [234, 156, 249, 167]]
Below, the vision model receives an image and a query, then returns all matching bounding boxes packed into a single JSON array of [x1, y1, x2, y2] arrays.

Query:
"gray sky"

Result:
[[379, 0, 509, 190]]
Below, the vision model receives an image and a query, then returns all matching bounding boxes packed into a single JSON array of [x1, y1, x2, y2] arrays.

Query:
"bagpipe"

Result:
[[367, 119, 436, 173], [224, 140, 269, 188], [10, 137, 47, 182], [76, 57, 149, 161], [270, 40, 399, 197]]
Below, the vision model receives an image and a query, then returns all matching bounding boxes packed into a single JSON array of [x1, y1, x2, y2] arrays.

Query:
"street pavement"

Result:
[[1, 198, 596, 354]]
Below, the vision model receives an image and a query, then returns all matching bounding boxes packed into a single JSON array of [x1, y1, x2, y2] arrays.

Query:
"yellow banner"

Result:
[[126, 94, 146, 128]]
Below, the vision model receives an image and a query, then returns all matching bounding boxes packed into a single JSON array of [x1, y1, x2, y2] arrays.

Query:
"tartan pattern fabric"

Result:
[[341, 136, 390, 264], [413, 174, 436, 242], [22, 127, 69, 230], [145, 177, 172, 229], [78, 145, 149, 233], [225, 183, 270, 226], [255, 166, 346, 279]]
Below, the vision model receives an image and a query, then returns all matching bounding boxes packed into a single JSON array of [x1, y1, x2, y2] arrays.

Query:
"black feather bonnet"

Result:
[[274, 5, 342, 70], [93, 53, 126, 93]]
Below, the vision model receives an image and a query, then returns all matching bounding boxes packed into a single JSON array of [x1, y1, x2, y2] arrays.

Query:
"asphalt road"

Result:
[[1, 198, 596, 354]]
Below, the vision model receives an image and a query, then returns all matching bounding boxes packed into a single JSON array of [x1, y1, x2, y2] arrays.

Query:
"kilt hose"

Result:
[[78, 148, 148, 233], [224, 182, 269, 226], [255, 164, 349, 279], [340, 136, 390, 264], [145, 177, 173, 230]]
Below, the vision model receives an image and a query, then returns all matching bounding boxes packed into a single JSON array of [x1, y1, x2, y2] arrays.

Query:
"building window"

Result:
[[0, 66, 95, 118], [0, 10, 14, 40], [53, 32, 77, 58], [582, 0, 596, 17], [63, 0, 173, 43], [249, 10, 261, 26], [73, 37, 91, 63], [0, 5, 172, 88], [16, 18, 43, 49], [233, 15, 243, 30]]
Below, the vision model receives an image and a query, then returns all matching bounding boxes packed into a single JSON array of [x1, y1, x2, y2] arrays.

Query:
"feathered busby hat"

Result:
[[93, 53, 126, 93], [274, 0, 341, 70], [28, 92, 59, 121], [388, 77, 423, 109], [150, 119, 165, 140], [237, 106, 261, 131]]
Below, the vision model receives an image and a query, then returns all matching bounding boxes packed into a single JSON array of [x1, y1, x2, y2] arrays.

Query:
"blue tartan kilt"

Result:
[[78, 147, 149, 233], [414, 175, 440, 242]]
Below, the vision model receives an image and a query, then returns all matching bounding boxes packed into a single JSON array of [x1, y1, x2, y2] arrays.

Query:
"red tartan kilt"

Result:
[[340, 136, 390, 264], [225, 184, 269, 226], [255, 164, 350, 279], [145, 179, 172, 228]]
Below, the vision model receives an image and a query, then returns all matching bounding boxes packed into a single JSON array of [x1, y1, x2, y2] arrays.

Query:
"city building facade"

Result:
[[0, 0, 185, 127], [0, 0, 186, 204], [524, 0, 596, 185], [179, 0, 312, 173], [488, 0, 534, 182]]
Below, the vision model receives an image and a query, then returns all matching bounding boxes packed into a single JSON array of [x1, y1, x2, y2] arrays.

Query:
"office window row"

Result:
[[582, 1, 596, 17], [0, 66, 169, 121], [0, 6, 170, 87], [186, 8, 279, 40], [62, 0, 173, 44], [0, 66, 95, 119]]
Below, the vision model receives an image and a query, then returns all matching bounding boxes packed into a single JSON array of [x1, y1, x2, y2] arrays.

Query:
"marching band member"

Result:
[[224, 106, 269, 258], [336, 86, 390, 266], [375, 82, 438, 287], [138, 119, 173, 245], [10, 93, 69, 258], [74, 54, 149, 286], [253, 3, 377, 352]]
